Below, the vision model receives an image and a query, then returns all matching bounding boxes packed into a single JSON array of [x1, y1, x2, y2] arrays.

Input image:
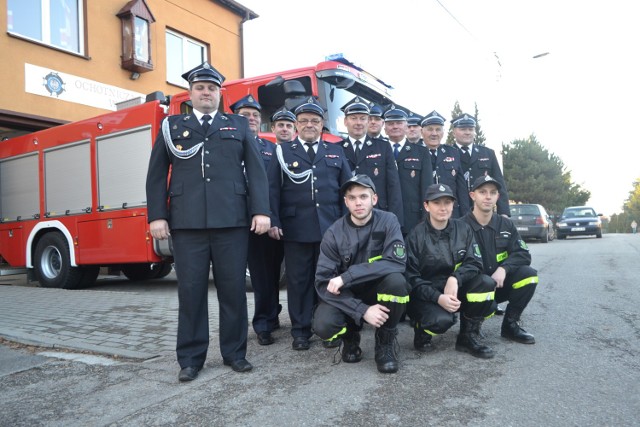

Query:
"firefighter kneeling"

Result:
[[313, 175, 409, 373], [405, 184, 496, 359]]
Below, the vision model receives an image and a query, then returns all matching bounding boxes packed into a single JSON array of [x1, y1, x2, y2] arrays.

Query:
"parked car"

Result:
[[556, 206, 602, 239], [509, 204, 555, 243]]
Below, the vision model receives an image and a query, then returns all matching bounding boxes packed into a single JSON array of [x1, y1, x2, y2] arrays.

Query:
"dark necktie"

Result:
[[430, 149, 437, 169], [355, 140, 362, 158], [305, 142, 316, 162], [461, 146, 471, 168], [201, 114, 211, 133], [393, 143, 400, 159]]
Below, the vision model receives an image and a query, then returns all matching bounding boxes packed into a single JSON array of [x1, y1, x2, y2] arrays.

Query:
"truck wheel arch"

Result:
[[26, 221, 77, 268]]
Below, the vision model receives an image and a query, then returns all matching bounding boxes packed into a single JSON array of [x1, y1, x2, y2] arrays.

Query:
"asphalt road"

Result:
[[1, 234, 639, 426]]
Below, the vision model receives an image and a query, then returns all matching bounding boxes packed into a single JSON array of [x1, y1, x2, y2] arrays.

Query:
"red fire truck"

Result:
[[0, 55, 401, 289]]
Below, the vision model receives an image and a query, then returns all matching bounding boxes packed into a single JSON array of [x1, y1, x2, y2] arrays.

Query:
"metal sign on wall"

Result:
[[24, 63, 145, 111]]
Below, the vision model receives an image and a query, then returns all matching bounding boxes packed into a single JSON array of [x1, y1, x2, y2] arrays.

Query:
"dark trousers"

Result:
[[283, 241, 320, 339], [495, 265, 538, 311], [248, 232, 284, 333], [313, 272, 409, 340], [407, 274, 496, 335], [172, 228, 249, 368]]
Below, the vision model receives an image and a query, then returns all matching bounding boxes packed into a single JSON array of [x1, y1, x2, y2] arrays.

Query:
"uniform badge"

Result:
[[473, 243, 482, 258], [343, 142, 349, 148], [518, 240, 529, 250], [374, 168, 379, 176], [176, 144, 183, 150], [393, 243, 406, 259], [452, 169, 456, 176], [411, 170, 416, 178], [183, 130, 190, 137], [293, 161, 299, 167], [172, 124, 178, 130]]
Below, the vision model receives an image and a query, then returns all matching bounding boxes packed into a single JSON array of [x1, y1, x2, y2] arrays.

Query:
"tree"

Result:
[[623, 178, 640, 219], [445, 101, 462, 146], [502, 134, 590, 213], [473, 102, 486, 146]]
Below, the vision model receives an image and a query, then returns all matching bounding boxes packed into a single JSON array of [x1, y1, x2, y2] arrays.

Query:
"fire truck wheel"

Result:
[[34, 232, 84, 289], [121, 263, 171, 281]]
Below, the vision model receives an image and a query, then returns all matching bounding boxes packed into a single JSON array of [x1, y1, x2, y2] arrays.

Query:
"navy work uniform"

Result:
[[267, 97, 352, 349], [462, 176, 538, 344], [313, 175, 409, 373], [146, 62, 270, 376], [453, 114, 510, 216], [229, 95, 284, 344], [386, 107, 434, 234], [339, 97, 403, 224], [405, 184, 497, 358], [421, 112, 469, 217]]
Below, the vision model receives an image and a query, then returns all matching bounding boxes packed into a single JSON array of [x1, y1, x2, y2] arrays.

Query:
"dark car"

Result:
[[509, 204, 555, 243], [556, 206, 602, 239]]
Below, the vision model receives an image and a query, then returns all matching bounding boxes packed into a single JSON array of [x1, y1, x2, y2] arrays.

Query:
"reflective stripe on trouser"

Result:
[[495, 265, 538, 310], [312, 272, 408, 341]]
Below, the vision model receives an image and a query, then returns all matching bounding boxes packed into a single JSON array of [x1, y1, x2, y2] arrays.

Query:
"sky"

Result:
[[239, 0, 640, 215]]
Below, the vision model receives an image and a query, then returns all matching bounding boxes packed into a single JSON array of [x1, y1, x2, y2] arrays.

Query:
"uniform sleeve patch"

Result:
[[473, 243, 482, 258], [393, 243, 406, 259], [518, 240, 529, 250]]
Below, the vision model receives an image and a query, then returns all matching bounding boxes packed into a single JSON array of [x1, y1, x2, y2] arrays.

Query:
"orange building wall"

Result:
[[0, 0, 245, 124]]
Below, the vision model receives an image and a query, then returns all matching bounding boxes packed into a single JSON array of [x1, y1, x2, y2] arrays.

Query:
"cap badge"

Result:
[[203, 62, 210, 69], [248, 95, 255, 102], [439, 185, 445, 191]]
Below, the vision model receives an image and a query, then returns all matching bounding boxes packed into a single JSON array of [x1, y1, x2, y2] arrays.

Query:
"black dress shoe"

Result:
[[257, 331, 275, 346], [178, 366, 200, 382], [292, 336, 310, 351], [223, 358, 253, 372]]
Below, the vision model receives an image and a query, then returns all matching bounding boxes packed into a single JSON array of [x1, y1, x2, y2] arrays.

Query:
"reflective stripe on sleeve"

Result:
[[496, 251, 508, 262], [513, 276, 539, 289], [377, 294, 410, 304], [327, 327, 347, 342], [454, 262, 462, 271], [368, 255, 382, 263]]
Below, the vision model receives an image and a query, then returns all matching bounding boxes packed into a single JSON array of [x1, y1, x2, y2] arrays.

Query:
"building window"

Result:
[[166, 29, 207, 87], [7, 0, 84, 54]]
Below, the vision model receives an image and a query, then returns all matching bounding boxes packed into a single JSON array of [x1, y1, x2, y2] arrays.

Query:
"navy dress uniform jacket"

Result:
[[146, 113, 270, 228], [268, 138, 352, 243], [341, 136, 404, 224], [458, 144, 510, 216], [431, 144, 470, 217], [395, 143, 434, 234], [255, 136, 275, 171]]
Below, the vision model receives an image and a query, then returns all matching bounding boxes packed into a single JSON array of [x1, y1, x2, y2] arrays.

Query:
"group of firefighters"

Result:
[[146, 61, 539, 381]]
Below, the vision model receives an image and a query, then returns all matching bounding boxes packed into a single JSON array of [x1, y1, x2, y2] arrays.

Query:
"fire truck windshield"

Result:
[[316, 74, 395, 139]]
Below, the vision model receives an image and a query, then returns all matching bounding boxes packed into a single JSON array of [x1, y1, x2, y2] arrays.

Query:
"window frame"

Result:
[[165, 28, 209, 88], [6, 0, 86, 56]]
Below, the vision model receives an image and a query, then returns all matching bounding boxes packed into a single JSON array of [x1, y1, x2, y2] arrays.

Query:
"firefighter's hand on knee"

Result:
[[150, 219, 170, 240], [491, 267, 506, 288], [364, 304, 389, 328], [268, 226, 283, 240], [438, 294, 460, 313], [327, 276, 344, 295], [251, 215, 271, 235]]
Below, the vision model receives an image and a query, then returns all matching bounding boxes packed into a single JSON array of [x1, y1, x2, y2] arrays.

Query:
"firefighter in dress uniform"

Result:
[[267, 97, 352, 351], [462, 176, 537, 344], [421, 110, 469, 217], [146, 62, 270, 381], [453, 113, 510, 216], [229, 95, 284, 347], [406, 112, 424, 145], [384, 106, 434, 235], [313, 175, 409, 373], [405, 184, 497, 358], [339, 96, 403, 225], [367, 103, 387, 141]]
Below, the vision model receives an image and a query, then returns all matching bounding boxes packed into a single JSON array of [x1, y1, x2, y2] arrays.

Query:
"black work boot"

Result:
[[341, 329, 362, 363], [413, 327, 434, 353], [455, 315, 495, 359], [375, 327, 399, 373], [501, 307, 535, 344]]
